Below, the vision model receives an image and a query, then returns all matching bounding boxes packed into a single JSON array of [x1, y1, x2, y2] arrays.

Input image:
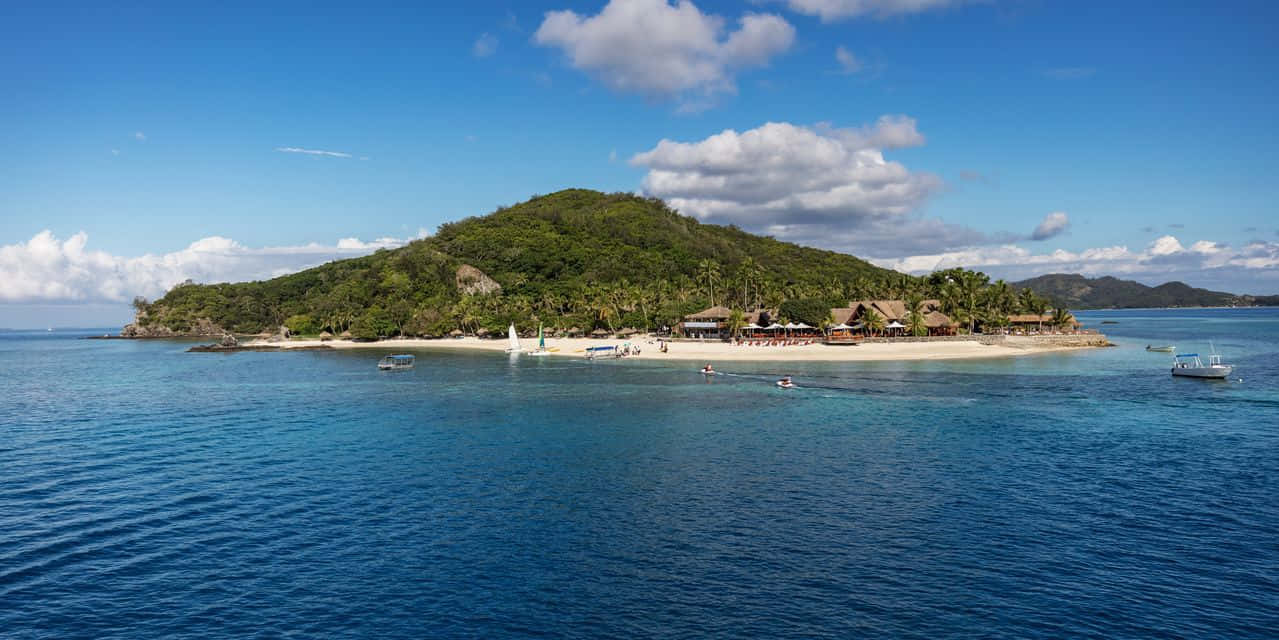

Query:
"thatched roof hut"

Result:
[[476, 328, 490, 337], [590, 328, 610, 337], [567, 327, 583, 337], [449, 329, 464, 337], [1008, 312, 1079, 327], [684, 305, 733, 321], [924, 311, 957, 329], [617, 327, 638, 337]]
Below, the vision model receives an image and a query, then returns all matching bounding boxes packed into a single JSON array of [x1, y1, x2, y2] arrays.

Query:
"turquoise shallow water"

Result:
[[2, 308, 1278, 638]]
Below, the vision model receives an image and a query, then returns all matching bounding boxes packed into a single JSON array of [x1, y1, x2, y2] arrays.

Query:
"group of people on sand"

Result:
[[701, 363, 794, 389]]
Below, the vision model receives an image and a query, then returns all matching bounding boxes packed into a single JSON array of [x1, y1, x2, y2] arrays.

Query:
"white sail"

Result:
[[506, 323, 521, 352]]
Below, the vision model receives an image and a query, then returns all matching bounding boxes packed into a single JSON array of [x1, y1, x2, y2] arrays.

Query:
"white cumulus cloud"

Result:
[[786, 0, 978, 21], [1030, 211, 1069, 241], [631, 117, 954, 256], [875, 235, 1279, 292], [0, 231, 420, 304], [534, 0, 795, 110]]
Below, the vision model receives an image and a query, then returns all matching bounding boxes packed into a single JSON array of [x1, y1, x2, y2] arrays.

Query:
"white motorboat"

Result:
[[377, 354, 415, 370], [1171, 353, 1232, 379], [1146, 345, 1174, 353], [776, 377, 795, 389]]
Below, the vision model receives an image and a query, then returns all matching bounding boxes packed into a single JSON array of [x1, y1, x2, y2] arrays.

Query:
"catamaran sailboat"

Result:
[[505, 323, 523, 353], [528, 324, 552, 356], [1171, 353, 1233, 379]]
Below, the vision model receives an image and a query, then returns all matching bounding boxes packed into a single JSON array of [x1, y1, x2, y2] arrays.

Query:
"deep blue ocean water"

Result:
[[2, 308, 1277, 638]]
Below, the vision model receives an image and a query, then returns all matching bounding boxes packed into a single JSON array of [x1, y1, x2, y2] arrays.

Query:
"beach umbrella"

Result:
[[764, 323, 784, 331], [793, 322, 812, 329], [783, 322, 798, 330], [744, 322, 761, 329], [886, 321, 905, 329]]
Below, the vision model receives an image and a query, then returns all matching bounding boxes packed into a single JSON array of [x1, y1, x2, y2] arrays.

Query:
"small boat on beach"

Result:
[[585, 345, 621, 360], [505, 323, 523, 353], [377, 354, 415, 370], [529, 324, 552, 356], [1171, 353, 1232, 379], [1146, 345, 1175, 352]]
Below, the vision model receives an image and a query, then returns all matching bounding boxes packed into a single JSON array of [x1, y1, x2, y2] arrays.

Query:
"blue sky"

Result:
[[3, 1, 1278, 326]]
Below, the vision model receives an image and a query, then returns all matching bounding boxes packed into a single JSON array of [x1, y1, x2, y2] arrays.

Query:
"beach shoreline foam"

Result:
[[261, 335, 1106, 362]]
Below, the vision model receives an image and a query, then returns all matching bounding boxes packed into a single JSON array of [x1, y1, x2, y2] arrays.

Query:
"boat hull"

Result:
[[1171, 366, 1232, 378]]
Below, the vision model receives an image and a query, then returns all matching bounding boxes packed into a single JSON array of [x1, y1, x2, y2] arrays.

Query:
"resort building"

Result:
[[836, 299, 958, 336], [679, 300, 959, 339], [678, 305, 733, 339], [1005, 312, 1080, 332]]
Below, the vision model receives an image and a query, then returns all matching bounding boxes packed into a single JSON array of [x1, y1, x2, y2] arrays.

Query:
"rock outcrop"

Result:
[[120, 312, 225, 338], [455, 264, 501, 296]]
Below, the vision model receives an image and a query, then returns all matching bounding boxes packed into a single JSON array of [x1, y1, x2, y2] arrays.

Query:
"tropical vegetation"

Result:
[[132, 189, 1073, 339]]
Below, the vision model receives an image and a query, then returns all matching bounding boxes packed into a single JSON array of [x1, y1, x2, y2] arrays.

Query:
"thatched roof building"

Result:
[[684, 306, 733, 321], [1007, 312, 1079, 328]]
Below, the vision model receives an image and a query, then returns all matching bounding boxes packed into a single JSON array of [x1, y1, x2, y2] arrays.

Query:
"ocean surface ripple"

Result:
[[2, 308, 1277, 638]]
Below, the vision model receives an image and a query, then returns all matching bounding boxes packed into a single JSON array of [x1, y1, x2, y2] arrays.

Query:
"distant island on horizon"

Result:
[[1012, 273, 1279, 310]]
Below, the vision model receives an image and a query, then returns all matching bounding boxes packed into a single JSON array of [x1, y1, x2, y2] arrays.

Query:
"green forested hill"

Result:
[[1012, 273, 1244, 309], [137, 189, 903, 337]]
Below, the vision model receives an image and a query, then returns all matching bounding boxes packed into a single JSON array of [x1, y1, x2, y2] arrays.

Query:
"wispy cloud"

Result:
[[473, 32, 498, 57], [134, 131, 146, 141], [1042, 66, 1096, 79], [835, 45, 863, 74], [275, 147, 353, 158]]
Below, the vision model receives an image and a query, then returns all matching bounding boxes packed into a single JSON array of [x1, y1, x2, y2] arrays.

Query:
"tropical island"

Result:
[[1011, 273, 1279, 309], [124, 189, 1107, 360]]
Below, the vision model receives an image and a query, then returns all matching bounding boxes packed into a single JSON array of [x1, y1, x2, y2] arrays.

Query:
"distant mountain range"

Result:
[[1012, 273, 1279, 309]]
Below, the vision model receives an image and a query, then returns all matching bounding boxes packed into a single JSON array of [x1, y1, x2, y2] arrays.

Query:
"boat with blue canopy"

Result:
[[584, 345, 621, 360]]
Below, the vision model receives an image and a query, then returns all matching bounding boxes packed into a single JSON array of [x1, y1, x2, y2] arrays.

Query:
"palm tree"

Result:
[[820, 309, 837, 338], [738, 257, 761, 309], [697, 259, 721, 306], [861, 307, 885, 337], [1051, 307, 1073, 330], [988, 279, 1015, 321], [726, 308, 746, 339], [1028, 294, 1051, 333], [763, 289, 784, 312], [943, 270, 988, 334]]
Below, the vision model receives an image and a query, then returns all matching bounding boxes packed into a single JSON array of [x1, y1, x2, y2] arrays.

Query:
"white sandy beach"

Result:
[[267, 335, 1099, 362]]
